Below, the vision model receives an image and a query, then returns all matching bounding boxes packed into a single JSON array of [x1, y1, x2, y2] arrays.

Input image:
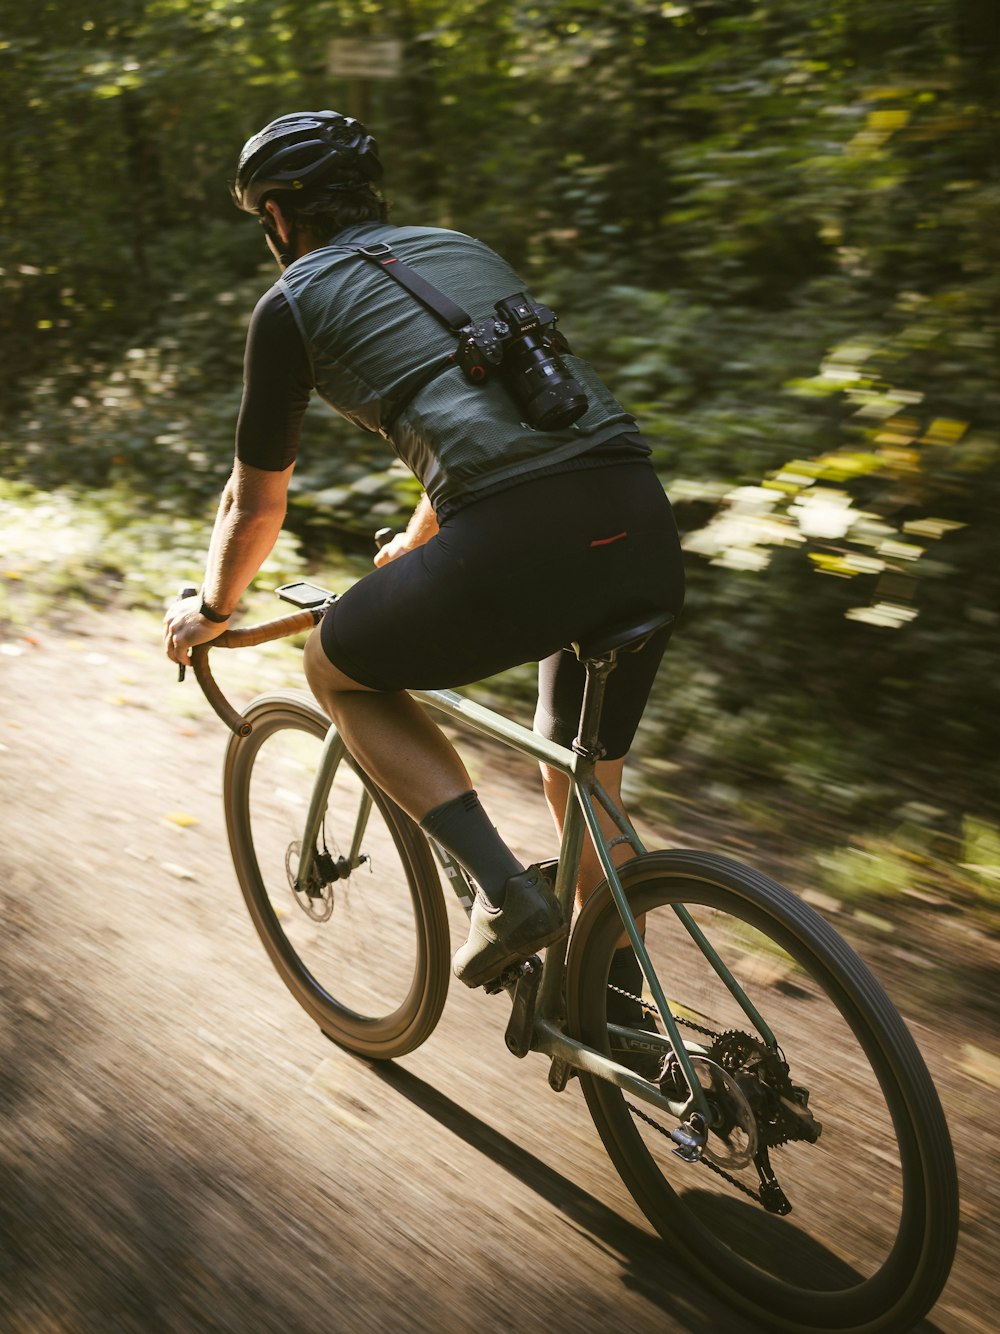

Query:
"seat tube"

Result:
[[537, 790, 587, 1018], [572, 651, 713, 1120]]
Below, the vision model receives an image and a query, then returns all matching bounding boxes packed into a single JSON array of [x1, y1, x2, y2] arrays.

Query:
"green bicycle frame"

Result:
[[293, 680, 776, 1126], [413, 687, 780, 1120]]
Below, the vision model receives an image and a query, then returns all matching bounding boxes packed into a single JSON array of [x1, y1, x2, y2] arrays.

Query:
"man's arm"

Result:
[[163, 459, 294, 667], [373, 492, 439, 567]]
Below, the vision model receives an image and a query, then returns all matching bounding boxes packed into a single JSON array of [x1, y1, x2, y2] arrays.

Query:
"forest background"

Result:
[[1, 0, 997, 919]]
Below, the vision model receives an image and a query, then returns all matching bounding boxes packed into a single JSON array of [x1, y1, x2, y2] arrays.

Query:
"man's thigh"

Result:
[[303, 625, 380, 693]]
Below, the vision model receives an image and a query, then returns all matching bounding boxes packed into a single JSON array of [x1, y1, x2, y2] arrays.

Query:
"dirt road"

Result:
[[1, 607, 995, 1333]]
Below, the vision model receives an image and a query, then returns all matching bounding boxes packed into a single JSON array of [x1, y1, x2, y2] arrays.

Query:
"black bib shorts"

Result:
[[319, 460, 685, 760]]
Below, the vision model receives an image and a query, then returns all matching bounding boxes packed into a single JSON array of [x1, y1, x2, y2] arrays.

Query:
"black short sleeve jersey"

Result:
[[235, 286, 313, 471]]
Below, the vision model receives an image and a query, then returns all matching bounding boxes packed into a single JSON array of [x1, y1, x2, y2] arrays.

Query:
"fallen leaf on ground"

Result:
[[160, 861, 196, 880]]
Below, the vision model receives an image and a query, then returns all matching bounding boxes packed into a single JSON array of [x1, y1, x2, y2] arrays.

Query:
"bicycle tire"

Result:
[[566, 850, 958, 1334], [223, 691, 450, 1059]]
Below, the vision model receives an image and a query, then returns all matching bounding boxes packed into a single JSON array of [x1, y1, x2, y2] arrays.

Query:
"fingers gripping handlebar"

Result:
[[190, 608, 319, 737], [185, 531, 385, 736]]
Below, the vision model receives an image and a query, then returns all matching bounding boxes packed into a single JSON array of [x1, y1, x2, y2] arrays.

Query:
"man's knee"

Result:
[[303, 626, 375, 696]]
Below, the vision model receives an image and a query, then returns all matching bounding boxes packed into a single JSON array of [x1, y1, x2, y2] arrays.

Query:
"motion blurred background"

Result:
[[2, 0, 998, 921]]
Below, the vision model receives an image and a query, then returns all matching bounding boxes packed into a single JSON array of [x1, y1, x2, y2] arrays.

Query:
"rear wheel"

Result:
[[223, 692, 450, 1059], [567, 850, 958, 1334]]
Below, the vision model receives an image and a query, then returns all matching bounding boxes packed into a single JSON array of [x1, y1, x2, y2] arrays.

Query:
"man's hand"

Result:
[[163, 594, 229, 668], [373, 493, 439, 567], [373, 531, 417, 567], [163, 459, 292, 671]]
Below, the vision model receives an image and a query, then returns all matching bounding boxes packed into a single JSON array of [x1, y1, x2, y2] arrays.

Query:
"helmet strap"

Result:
[[260, 209, 299, 270]]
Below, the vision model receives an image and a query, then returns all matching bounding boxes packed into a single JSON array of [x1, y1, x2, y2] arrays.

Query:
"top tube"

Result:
[[410, 687, 576, 773]]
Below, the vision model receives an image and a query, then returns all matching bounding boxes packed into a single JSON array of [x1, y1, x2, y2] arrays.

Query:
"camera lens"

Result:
[[505, 335, 589, 430]]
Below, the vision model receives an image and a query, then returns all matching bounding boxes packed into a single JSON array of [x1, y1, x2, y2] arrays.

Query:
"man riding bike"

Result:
[[163, 110, 684, 997]]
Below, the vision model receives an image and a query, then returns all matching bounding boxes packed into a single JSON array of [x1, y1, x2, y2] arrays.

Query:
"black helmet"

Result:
[[232, 110, 383, 214]]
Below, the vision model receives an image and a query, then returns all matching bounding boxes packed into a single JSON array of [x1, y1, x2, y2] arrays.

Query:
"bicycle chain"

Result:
[[607, 984, 766, 1205], [608, 983, 719, 1041]]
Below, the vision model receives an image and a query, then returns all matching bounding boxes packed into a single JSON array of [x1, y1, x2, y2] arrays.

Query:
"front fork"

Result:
[[293, 724, 375, 891]]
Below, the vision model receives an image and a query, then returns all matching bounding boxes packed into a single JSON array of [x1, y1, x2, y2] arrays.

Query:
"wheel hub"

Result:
[[285, 841, 335, 922], [708, 1030, 822, 1148]]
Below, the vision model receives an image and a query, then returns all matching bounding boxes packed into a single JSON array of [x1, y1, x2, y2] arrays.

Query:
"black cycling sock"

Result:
[[420, 790, 524, 908]]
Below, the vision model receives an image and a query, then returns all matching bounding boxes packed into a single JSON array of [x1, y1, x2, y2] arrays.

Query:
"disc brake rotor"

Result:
[[285, 840, 334, 922]]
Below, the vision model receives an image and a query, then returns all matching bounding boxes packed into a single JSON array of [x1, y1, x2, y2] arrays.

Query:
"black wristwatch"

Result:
[[199, 597, 231, 624]]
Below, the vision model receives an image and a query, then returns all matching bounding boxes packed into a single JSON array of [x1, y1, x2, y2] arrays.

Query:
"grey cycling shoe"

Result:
[[453, 865, 567, 988]]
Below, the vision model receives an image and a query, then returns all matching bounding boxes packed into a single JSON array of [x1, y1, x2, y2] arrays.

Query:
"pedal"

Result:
[[503, 955, 543, 1058], [670, 1117, 707, 1164], [483, 962, 523, 996]]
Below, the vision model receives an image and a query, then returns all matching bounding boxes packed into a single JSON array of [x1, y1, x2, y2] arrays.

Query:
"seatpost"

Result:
[[572, 652, 618, 766]]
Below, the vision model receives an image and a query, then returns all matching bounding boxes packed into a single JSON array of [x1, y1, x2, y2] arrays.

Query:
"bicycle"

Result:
[[187, 574, 958, 1334]]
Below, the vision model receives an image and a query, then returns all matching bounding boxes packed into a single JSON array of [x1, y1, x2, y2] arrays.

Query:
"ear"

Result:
[[264, 199, 292, 245]]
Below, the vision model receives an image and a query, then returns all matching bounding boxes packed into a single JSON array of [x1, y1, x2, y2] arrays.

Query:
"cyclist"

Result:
[[164, 110, 684, 1000]]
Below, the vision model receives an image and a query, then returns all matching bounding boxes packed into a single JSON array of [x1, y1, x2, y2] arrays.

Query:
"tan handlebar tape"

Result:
[[191, 609, 317, 736]]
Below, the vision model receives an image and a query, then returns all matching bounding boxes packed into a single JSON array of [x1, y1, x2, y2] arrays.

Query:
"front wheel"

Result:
[[223, 691, 450, 1059], [566, 850, 958, 1334]]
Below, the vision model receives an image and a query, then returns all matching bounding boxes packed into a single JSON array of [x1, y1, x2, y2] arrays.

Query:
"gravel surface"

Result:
[[1, 607, 995, 1333]]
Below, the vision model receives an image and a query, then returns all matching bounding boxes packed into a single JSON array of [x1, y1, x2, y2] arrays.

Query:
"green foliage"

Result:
[[815, 806, 1000, 926], [2, 0, 998, 895], [0, 475, 309, 625], [962, 816, 1000, 907]]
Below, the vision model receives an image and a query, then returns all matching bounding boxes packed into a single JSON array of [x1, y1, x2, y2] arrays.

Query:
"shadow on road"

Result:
[[371, 1060, 946, 1334], [371, 1060, 755, 1330]]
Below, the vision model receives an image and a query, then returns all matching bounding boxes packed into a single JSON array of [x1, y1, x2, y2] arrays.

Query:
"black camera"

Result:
[[454, 293, 588, 431]]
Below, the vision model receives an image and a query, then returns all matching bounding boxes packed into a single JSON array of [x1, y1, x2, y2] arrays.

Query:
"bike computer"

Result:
[[275, 580, 334, 610]]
